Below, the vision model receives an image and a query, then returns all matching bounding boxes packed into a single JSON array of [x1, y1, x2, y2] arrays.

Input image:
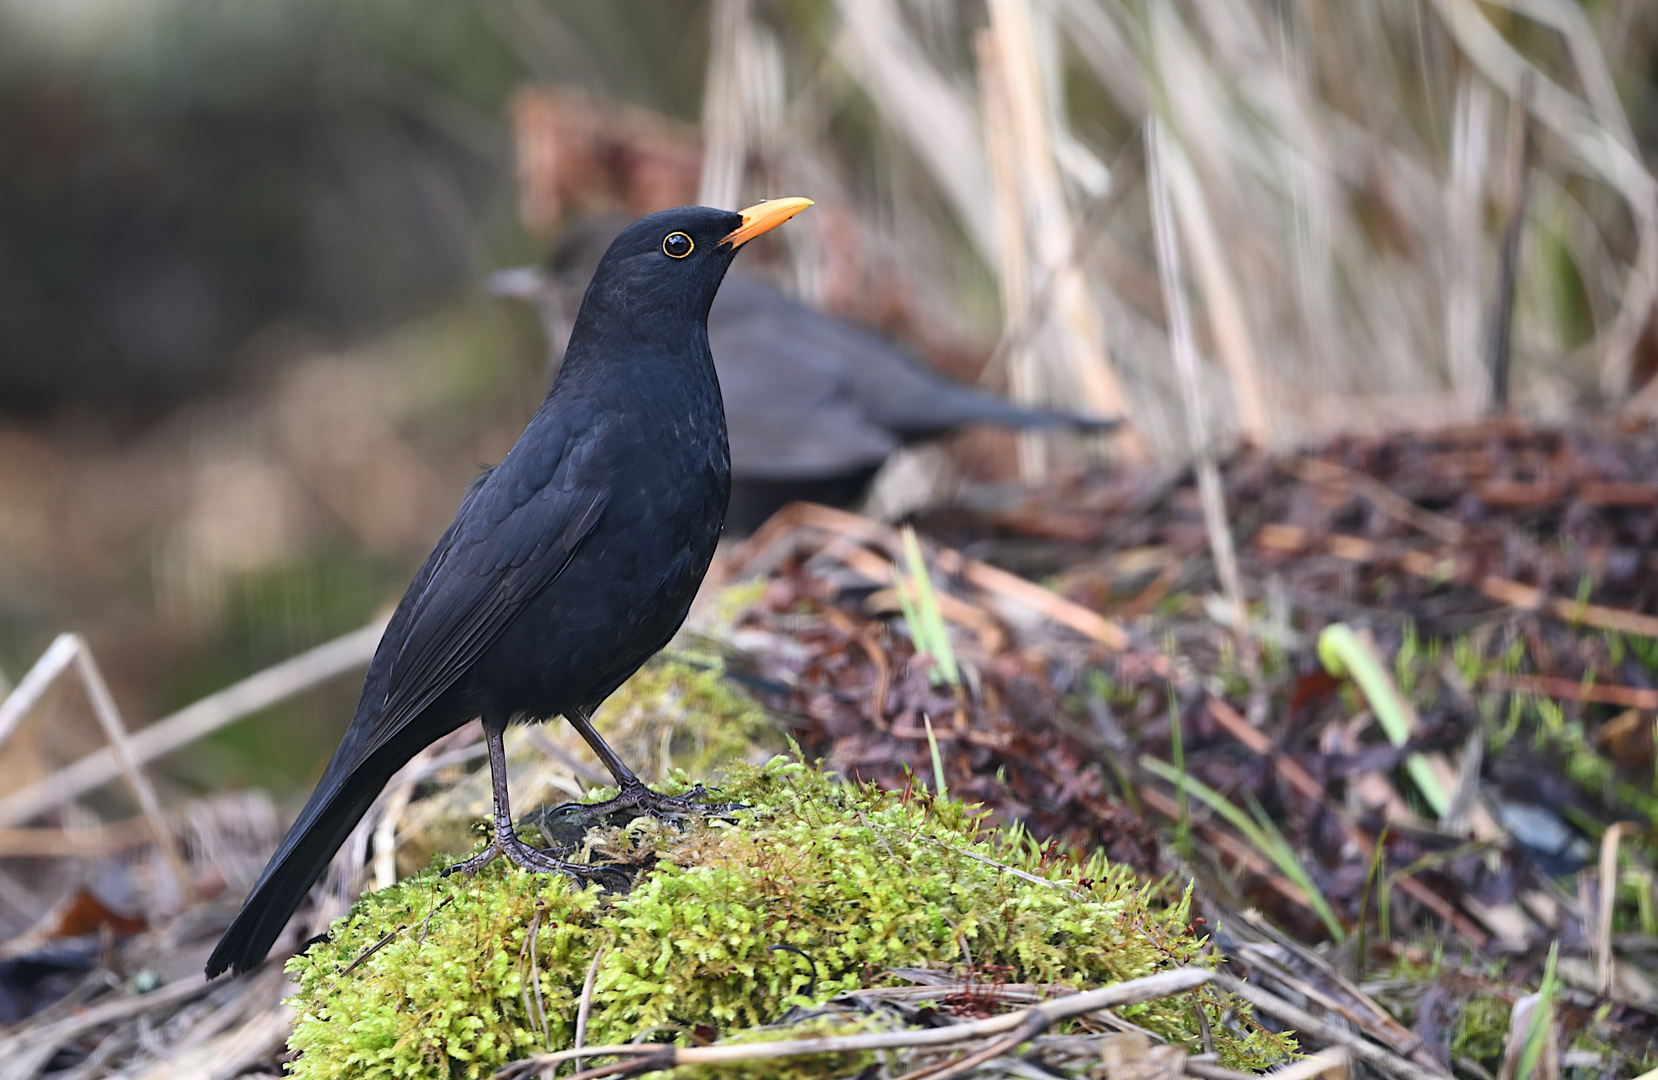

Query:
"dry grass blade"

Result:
[[1598, 822, 1636, 997], [0, 977, 213, 1080], [0, 635, 79, 754], [1427, 0, 1658, 398]]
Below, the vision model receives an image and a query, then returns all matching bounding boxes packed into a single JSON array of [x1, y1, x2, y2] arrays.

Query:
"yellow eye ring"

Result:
[[663, 232, 694, 258]]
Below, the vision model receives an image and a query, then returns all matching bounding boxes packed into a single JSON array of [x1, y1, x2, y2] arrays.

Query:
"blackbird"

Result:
[[489, 216, 1120, 533], [206, 198, 812, 978]]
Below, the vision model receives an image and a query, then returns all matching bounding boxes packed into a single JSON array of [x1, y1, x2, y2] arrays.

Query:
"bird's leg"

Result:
[[554, 706, 744, 823], [442, 718, 627, 888]]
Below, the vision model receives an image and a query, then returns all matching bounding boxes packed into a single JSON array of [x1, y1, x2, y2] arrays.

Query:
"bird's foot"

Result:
[[519, 783, 745, 849], [441, 829, 632, 891]]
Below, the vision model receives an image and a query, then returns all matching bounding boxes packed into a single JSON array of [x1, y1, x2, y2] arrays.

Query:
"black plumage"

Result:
[[489, 216, 1119, 532], [206, 199, 811, 978]]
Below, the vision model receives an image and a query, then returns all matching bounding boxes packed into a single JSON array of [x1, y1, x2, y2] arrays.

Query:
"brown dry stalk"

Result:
[[1493, 674, 1658, 710], [728, 501, 1132, 650], [1257, 525, 1658, 639]]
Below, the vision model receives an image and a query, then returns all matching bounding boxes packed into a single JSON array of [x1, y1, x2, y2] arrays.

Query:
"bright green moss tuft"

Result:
[[286, 760, 1295, 1079]]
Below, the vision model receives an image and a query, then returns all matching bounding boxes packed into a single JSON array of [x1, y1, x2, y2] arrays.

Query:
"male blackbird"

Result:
[[206, 198, 812, 978], [489, 217, 1120, 533]]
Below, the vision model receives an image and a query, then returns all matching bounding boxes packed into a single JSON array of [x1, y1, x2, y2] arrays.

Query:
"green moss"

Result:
[[1450, 994, 1511, 1072], [287, 760, 1296, 1079], [597, 651, 783, 780]]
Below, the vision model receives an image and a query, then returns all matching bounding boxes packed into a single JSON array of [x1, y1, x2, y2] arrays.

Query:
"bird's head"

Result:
[[572, 199, 812, 330]]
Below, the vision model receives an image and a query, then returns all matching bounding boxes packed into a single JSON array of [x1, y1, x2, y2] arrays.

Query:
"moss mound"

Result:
[[286, 760, 1295, 1079]]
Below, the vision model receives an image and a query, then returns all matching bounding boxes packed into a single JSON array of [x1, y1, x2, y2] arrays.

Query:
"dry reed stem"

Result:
[[831, 0, 996, 264], [1147, 119, 1247, 638], [1429, 0, 1658, 399], [985, 0, 1131, 437], [0, 634, 195, 900], [0, 634, 79, 755], [0, 619, 385, 828], [1159, 120, 1270, 445], [697, 0, 749, 211]]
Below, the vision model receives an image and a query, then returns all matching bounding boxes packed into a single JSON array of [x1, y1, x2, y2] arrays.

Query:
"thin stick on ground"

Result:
[[494, 967, 1214, 1079], [1210, 972, 1450, 1080]]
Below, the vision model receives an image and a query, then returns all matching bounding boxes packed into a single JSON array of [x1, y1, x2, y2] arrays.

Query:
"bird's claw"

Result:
[[441, 829, 631, 891], [600, 782, 747, 820], [518, 783, 745, 849]]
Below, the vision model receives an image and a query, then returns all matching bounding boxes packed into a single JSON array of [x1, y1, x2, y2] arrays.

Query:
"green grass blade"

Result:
[[1141, 755, 1345, 941], [1317, 623, 1450, 816], [923, 713, 949, 799]]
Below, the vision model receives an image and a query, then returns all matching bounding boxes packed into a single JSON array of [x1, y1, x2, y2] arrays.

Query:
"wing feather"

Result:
[[356, 420, 611, 760]]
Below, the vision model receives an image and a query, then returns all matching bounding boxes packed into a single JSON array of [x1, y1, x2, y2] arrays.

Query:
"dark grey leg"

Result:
[[534, 705, 744, 827], [442, 717, 626, 885], [564, 705, 641, 789]]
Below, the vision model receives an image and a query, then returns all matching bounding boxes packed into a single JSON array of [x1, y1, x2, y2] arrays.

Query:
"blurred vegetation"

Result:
[[0, 0, 716, 415]]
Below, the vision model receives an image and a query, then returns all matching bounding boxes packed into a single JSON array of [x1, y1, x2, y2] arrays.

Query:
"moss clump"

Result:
[[1450, 994, 1511, 1074], [596, 650, 783, 781], [286, 760, 1295, 1079]]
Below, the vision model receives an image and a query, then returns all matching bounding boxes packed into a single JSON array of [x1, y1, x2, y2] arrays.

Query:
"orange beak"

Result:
[[720, 197, 813, 248]]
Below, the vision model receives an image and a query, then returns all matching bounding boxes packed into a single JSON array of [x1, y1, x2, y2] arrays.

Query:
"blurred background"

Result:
[[2, 0, 1657, 800]]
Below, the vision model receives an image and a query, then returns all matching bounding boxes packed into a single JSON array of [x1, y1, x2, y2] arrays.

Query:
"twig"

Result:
[[1210, 973, 1450, 1080], [1284, 458, 1466, 545], [1190, 1048, 1349, 1080], [339, 925, 405, 977], [0, 619, 385, 828], [496, 967, 1214, 1079]]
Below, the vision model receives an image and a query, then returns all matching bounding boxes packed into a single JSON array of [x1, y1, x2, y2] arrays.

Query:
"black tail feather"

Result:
[[205, 746, 406, 978]]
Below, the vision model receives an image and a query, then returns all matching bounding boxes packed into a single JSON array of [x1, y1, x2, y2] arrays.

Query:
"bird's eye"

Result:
[[662, 232, 694, 259]]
